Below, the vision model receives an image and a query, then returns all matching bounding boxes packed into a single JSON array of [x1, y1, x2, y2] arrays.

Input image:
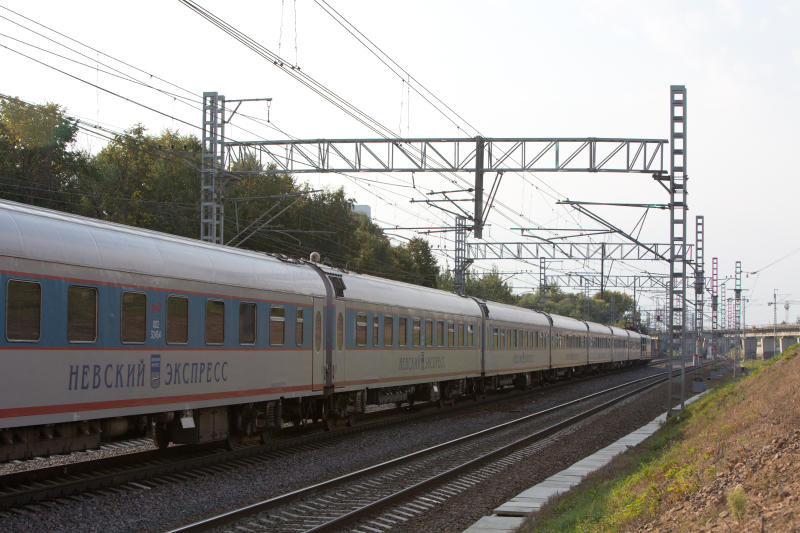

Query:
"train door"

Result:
[[312, 297, 325, 391], [332, 300, 347, 387]]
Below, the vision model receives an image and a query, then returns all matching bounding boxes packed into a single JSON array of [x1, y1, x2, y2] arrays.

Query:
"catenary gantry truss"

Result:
[[465, 242, 692, 262], [225, 137, 667, 175], [217, 133, 668, 240], [520, 274, 669, 290]]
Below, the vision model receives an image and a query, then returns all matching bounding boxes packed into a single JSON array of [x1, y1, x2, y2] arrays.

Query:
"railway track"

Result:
[[0, 363, 668, 512], [167, 363, 709, 533]]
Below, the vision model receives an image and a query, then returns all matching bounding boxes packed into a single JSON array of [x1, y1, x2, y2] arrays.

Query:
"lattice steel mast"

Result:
[[711, 257, 719, 359], [201, 92, 225, 244], [667, 85, 688, 415], [694, 215, 704, 361]]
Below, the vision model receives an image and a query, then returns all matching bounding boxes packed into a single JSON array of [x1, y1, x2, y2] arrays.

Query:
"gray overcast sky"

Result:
[[1, 0, 798, 326]]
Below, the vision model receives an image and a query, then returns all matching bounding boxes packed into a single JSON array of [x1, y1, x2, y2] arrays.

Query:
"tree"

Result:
[[81, 126, 200, 236], [465, 267, 518, 304], [400, 237, 440, 288], [0, 100, 449, 292], [0, 97, 84, 210]]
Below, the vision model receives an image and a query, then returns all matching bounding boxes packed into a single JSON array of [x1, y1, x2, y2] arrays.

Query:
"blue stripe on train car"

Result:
[[0, 274, 312, 350]]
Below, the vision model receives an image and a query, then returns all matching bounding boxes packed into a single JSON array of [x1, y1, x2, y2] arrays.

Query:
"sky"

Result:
[[1, 0, 798, 327]]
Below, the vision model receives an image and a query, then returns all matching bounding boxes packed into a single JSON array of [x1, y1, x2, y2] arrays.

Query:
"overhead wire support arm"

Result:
[[224, 97, 273, 123], [556, 201, 670, 262], [557, 200, 670, 209]]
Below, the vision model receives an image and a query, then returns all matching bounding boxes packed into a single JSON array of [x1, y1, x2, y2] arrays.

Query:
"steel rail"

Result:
[[167, 363, 703, 532], [306, 366, 703, 533]]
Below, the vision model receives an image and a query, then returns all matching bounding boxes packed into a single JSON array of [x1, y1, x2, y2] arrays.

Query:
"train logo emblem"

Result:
[[150, 354, 161, 389]]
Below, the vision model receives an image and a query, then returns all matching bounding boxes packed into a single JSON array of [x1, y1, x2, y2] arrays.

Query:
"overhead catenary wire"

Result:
[[0, 6, 455, 251], [1, 4, 666, 306]]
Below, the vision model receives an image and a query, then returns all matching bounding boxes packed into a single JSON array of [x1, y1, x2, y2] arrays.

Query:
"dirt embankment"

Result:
[[636, 353, 800, 532]]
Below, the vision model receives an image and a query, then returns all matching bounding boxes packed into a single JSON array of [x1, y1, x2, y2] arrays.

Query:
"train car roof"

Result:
[[550, 314, 588, 332], [585, 321, 613, 334], [333, 269, 481, 317], [0, 200, 325, 296], [609, 325, 631, 337], [482, 300, 550, 327]]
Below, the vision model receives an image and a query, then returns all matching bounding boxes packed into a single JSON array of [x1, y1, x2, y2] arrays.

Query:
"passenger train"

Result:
[[0, 200, 651, 461]]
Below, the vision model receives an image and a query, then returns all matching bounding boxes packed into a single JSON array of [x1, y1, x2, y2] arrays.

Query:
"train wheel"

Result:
[[152, 425, 169, 449]]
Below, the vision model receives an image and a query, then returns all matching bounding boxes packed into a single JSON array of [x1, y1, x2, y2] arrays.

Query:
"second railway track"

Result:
[[169, 363, 710, 533]]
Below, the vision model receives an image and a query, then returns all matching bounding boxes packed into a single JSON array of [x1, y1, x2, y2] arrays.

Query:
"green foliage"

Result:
[[0, 97, 85, 209], [0, 107, 441, 290], [80, 126, 200, 236], [518, 284, 635, 324], [465, 267, 518, 304], [727, 485, 747, 521]]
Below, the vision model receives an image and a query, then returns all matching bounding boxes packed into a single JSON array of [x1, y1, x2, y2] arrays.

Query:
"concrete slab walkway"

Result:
[[462, 392, 708, 533]]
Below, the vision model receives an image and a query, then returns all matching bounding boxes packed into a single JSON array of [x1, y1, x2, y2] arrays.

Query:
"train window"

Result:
[[205, 300, 225, 345], [435, 321, 443, 346], [336, 312, 343, 350], [270, 306, 285, 346], [372, 315, 379, 346], [384, 316, 393, 346], [121, 291, 146, 343], [68, 285, 97, 342], [425, 320, 433, 346], [166, 296, 189, 344], [492, 327, 498, 348], [296, 309, 305, 346], [448, 322, 455, 346], [399, 317, 408, 346], [457, 324, 463, 347], [468, 324, 474, 347], [5, 279, 41, 342], [314, 310, 322, 351], [356, 312, 367, 346], [238, 303, 257, 345], [412, 319, 421, 346]]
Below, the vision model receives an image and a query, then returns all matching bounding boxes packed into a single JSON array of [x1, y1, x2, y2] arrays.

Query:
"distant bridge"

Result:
[[712, 324, 800, 358]]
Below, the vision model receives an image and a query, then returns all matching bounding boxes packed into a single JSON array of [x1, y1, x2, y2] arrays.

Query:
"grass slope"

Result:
[[521, 348, 800, 532]]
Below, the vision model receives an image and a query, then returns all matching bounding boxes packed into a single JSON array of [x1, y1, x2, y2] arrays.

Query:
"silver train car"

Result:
[[0, 200, 651, 460]]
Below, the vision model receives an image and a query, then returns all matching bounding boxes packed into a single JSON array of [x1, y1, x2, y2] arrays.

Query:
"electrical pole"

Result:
[[766, 290, 780, 359], [741, 296, 747, 360], [711, 257, 718, 361], [694, 216, 704, 366]]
